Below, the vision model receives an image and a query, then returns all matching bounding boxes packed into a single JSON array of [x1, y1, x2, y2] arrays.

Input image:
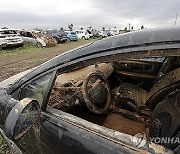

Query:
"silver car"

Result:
[[0, 29, 23, 49]]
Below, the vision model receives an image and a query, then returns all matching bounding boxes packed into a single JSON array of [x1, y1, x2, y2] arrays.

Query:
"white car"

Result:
[[0, 29, 23, 49], [75, 30, 90, 40], [98, 31, 107, 38], [109, 30, 119, 36]]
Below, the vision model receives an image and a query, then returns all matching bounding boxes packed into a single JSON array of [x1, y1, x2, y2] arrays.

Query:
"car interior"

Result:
[[21, 55, 180, 150]]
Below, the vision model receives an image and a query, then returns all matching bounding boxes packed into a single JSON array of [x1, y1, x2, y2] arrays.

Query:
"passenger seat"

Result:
[[112, 67, 180, 107]]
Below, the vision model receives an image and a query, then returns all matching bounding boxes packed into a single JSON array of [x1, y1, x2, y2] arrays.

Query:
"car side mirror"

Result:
[[5, 98, 40, 140]]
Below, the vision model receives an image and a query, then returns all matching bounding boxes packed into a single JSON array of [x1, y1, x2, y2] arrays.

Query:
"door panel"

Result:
[[15, 112, 137, 154]]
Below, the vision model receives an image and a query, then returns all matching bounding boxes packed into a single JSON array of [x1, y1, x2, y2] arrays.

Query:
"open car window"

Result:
[[45, 54, 180, 151], [46, 56, 175, 131]]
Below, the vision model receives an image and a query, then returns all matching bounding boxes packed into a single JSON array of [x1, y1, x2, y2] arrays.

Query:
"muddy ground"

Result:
[[0, 40, 93, 82]]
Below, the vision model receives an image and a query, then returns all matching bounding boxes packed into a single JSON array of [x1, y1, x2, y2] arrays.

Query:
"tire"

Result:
[[82, 36, 85, 40], [19, 44, 23, 48], [36, 42, 43, 48]]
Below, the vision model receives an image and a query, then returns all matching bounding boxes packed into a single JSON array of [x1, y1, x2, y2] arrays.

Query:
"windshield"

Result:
[[0, 30, 17, 35]]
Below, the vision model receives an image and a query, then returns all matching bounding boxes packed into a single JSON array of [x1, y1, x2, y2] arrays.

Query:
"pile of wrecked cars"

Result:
[[1, 27, 180, 154]]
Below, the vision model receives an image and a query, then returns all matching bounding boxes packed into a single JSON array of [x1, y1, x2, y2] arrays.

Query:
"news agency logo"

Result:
[[132, 133, 180, 148]]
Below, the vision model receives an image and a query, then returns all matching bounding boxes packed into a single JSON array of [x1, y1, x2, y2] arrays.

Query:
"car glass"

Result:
[[140, 57, 165, 62], [53, 30, 57, 33], [0, 30, 17, 34], [20, 73, 53, 105]]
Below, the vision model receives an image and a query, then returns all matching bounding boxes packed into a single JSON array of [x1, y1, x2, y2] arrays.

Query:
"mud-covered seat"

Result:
[[112, 67, 180, 107], [112, 83, 149, 107]]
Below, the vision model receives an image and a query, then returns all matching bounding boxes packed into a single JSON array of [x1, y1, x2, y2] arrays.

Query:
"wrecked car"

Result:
[[19, 30, 56, 48], [1, 27, 180, 153], [0, 29, 24, 49], [44, 29, 67, 43]]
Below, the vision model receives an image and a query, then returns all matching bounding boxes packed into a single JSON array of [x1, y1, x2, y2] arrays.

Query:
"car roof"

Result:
[[9, 27, 180, 92], [0, 29, 17, 31], [75, 30, 85, 31]]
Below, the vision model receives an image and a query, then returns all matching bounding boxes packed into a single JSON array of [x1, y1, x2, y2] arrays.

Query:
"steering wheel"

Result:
[[82, 72, 112, 114]]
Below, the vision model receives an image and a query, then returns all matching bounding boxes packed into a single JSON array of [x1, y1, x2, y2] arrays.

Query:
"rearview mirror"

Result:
[[5, 98, 40, 140]]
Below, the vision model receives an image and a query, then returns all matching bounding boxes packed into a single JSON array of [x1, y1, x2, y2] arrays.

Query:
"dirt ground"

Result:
[[0, 40, 93, 82]]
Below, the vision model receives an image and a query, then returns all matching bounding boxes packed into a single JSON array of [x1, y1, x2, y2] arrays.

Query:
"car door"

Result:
[[21, 32, 36, 46], [12, 70, 142, 154], [11, 71, 56, 153]]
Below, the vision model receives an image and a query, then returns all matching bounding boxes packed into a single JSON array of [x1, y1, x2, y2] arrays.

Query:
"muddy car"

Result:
[[1, 27, 180, 154], [19, 30, 56, 48], [0, 29, 24, 49]]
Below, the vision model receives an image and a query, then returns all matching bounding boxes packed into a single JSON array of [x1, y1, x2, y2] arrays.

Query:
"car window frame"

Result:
[[43, 54, 170, 112], [16, 70, 57, 111], [44, 54, 177, 112]]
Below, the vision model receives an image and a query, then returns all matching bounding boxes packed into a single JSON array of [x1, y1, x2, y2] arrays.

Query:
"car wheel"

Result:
[[19, 44, 23, 48], [55, 38, 59, 43], [82, 36, 85, 39], [36, 42, 43, 48]]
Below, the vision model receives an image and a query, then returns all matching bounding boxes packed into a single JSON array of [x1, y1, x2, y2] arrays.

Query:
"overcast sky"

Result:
[[0, 0, 180, 30]]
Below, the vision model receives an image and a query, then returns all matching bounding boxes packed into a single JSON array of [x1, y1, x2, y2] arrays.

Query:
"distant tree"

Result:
[[60, 27, 64, 31], [129, 23, 130, 30], [124, 27, 127, 31], [80, 27, 83, 30], [141, 25, 144, 29], [102, 27, 105, 31], [131, 26, 133, 31], [68, 24, 73, 31]]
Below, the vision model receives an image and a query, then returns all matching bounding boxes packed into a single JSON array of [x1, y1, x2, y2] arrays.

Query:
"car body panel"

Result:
[[19, 30, 48, 47], [65, 31, 77, 41], [0, 68, 34, 89], [44, 29, 67, 43], [75, 30, 90, 40], [14, 110, 144, 154]]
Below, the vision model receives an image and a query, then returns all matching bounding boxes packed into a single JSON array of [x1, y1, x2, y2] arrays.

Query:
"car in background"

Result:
[[19, 30, 46, 47], [86, 30, 93, 38], [106, 30, 112, 37], [44, 29, 67, 43], [65, 31, 77, 41], [98, 30, 107, 38], [0, 29, 23, 49], [75, 30, 90, 40], [19, 30, 56, 48], [109, 29, 119, 36], [92, 30, 100, 38]]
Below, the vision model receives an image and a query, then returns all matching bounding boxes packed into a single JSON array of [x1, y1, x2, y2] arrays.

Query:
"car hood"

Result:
[[0, 69, 33, 89]]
